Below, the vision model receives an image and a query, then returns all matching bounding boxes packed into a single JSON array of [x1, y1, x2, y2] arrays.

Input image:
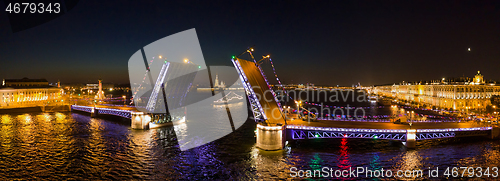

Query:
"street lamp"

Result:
[[495, 112, 499, 124], [409, 111, 412, 129], [295, 100, 302, 115]]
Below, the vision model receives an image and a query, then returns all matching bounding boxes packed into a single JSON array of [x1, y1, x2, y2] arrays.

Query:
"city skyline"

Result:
[[1, 1, 499, 86], [2, 69, 497, 88], [2, 1, 500, 180]]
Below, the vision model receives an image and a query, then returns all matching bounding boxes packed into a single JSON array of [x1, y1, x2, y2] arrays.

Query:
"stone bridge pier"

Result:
[[131, 112, 151, 130], [256, 124, 286, 151]]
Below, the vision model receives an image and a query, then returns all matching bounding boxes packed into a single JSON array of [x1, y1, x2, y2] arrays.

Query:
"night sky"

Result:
[[1, 0, 499, 86]]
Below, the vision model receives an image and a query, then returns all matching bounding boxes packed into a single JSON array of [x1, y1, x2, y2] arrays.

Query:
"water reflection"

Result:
[[393, 150, 423, 179], [370, 154, 381, 171], [55, 112, 66, 122], [337, 138, 352, 170], [249, 146, 291, 179], [309, 153, 323, 176], [0, 111, 499, 179]]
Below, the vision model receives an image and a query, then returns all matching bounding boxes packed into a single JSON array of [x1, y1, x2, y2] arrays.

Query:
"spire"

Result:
[[214, 74, 219, 88], [474, 71, 484, 84], [98, 79, 103, 99]]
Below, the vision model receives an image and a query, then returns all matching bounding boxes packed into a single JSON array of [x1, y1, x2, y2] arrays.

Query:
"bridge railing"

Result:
[[96, 107, 132, 119], [71, 105, 93, 113], [416, 127, 491, 140], [286, 125, 493, 141]]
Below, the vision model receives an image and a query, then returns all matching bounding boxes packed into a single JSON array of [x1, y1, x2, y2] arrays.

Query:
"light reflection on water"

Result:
[[0, 109, 499, 180]]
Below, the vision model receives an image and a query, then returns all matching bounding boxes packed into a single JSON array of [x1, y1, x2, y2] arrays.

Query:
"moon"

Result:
[[468, 48, 471, 51]]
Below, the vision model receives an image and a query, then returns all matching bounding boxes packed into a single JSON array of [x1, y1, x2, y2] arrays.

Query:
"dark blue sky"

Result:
[[1, 0, 499, 86]]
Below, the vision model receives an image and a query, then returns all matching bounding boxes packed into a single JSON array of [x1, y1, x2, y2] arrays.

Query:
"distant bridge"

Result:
[[72, 105, 133, 119]]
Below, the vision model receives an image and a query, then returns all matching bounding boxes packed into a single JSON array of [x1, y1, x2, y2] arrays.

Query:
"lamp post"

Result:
[[295, 101, 302, 118], [495, 112, 499, 124], [407, 111, 414, 129], [478, 104, 481, 115]]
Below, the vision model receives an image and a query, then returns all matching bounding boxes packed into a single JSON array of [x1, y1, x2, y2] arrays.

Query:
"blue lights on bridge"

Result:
[[287, 125, 493, 141], [71, 105, 133, 119]]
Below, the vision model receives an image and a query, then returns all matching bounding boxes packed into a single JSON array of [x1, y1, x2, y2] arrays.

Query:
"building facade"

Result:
[[374, 72, 500, 111], [1, 78, 62, 107]]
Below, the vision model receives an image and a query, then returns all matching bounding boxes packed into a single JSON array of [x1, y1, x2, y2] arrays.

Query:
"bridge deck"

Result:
[[287, 119, 492, 130], [237, 59, 285, 125], [94, 105, 138, 111]]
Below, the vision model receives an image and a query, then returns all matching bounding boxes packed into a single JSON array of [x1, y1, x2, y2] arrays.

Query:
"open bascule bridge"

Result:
[[71, 47, 500, 150], [71, 58, 197, 130], [231, 48, 500, 150]]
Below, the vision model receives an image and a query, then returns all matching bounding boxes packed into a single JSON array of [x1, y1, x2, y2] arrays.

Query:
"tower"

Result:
[[98, 79, 104, 99], [474, 71, 484, 85], [214, 74, 220, 88], [57, 80, 60, 88]]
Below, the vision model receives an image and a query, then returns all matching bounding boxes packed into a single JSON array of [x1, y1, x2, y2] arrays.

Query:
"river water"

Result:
[[1, 93, 499, 180]]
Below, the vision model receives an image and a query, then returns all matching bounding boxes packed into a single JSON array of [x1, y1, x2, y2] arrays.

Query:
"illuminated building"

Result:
[[374, 71, 500, 111], [0, 78, 62, 107]]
